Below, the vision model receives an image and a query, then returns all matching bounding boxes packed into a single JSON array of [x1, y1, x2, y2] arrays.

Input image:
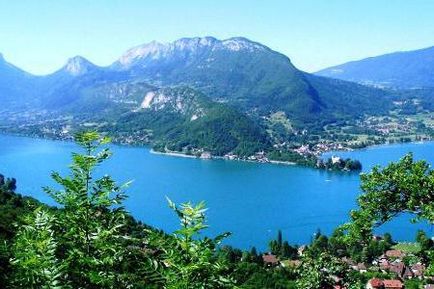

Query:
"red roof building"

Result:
[[368, 278, 383, 289], [383, 279, 403, 289], [367, 278, 403, 289], [379, 259, 391, 271], [389, 262, 405, 277], [262, 254, 279, 266], [403, 266, 413, 279], [411, 263, 425, 278]]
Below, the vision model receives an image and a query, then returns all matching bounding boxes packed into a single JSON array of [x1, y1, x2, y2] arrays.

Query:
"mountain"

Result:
[[1, 37, 394, 121], [0, 37, 417, 159], [315, 46, 434, 89], [110, 36, 324, 120], [0, 54, 36, 107], [108, 37, 395, 123], [36, 56, 132, 109]]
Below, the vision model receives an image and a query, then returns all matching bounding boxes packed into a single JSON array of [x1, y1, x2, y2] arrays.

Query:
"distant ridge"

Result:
[[315, 45, 434, 89]]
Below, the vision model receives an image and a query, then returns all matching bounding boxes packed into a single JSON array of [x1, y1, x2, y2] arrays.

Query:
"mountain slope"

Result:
[[53, 83, 269, 156], [36, 56, 121, 108], [0, 54, 37, 107], [109, 87, 269, 156], [107, 37, 398, 126], [315, 46, 434, 89], [111, 37, 324, 120], [306, 74, 392, 117]]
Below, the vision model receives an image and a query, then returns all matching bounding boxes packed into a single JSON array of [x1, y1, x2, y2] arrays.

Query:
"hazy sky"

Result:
[[1, 0, 433, 75]]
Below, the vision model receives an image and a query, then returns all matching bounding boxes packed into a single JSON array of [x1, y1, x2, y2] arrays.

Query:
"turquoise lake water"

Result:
[[0, 135, 432, 250]]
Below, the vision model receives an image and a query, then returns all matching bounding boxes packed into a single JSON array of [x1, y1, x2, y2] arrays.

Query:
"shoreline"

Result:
[[1, 131, 431, 169], [150, 148, 297, 165], [149, 149, 198, 159]]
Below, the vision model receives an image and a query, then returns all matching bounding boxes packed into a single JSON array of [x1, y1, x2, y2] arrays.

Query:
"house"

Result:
[[385, 249, 405, 259], [357, 263, 368, 273], [379, 259, 391, 271], [294, 145, 310, 155], [224, 153, 238, 160], [367, 278, 403, 289], [262, 254, 279, 267], [382, 279, 403, 289], [388, 262, 405, 277], [200, 152, 212, 159], [331, 155, 341, 164], [297, 245, 307, 256], [411, 263, 425, 278], [367, 278, 383, 289], [372, 235, 383, 241], [331, 275, 346, 289], [402, 266, 413, 279]]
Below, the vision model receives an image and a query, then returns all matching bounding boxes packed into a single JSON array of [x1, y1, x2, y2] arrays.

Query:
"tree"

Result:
[[42, 131, 132, 288], [280, 241, 291, 259], [277, 230, 283, 248], [341, 153, 434, 274], [383, 233, 394, 246], [296, 250, 348, 289], [8, 132, 136, 289], [0, 174, 42, 286], [0, 174, 17, 192], [10, 209, 69, 289], [328, 228, 347, 258], [309, 231, 329, 258], [150, 199, 234, 289], [269, 239, 279, 255], [416, 230, 427, 244], [7, 131, 241, 288], [415, 230, 434, 263], [249, 246, 262, 264]]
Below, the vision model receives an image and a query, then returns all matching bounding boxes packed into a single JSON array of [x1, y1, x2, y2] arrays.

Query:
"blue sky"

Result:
[[1, 0, 433, 75]]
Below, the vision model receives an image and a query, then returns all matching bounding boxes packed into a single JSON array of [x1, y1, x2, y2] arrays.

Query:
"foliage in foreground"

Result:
[[4, 131, 234, 289], [341, 153, 434, 275]]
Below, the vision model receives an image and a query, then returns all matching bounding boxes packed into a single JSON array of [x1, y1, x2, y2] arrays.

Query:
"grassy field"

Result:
[[392, 242, 421, 254]]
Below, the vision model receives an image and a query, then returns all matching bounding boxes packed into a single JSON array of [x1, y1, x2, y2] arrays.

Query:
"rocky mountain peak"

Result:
[[116, 36, 268, 68], [221, 37, 267, 52], [63, 56, 96, 76], [118, 41, 167, 66]]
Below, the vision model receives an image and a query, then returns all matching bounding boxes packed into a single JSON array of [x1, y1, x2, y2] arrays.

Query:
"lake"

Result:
[[0, 134, 432, 250]]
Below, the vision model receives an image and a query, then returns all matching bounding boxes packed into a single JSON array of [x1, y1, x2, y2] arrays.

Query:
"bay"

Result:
[[0, 135, 432, 250]]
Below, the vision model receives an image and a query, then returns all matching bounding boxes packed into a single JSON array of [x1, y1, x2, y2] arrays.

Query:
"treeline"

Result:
[[105, 87, 270, 158], [266, 149, 317, 166], [317, 157, 362, 171], [267, 150, 362, 172]]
